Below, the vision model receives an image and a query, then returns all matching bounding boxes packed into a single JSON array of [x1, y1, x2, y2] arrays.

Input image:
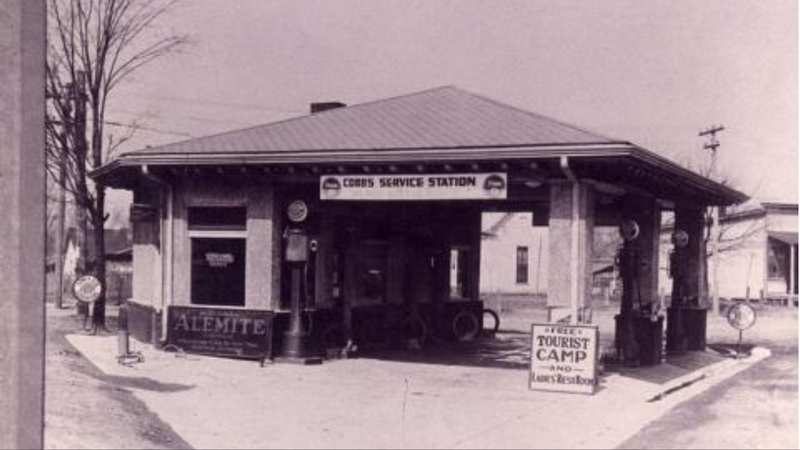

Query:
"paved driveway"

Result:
[[67, 330, 767, 449]]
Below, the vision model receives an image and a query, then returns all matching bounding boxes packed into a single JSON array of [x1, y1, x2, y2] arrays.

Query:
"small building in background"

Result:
[[46, 227, 132, 304], [660, 202, 798, 304], [479, 212, 622, 305], [480, 212, 548, 296]]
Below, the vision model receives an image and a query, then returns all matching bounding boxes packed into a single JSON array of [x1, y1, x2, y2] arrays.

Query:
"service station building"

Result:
[[92, 86, 747, 366]]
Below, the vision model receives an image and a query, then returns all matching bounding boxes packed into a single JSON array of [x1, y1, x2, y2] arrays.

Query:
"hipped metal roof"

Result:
[[92, 86, 747, 205]]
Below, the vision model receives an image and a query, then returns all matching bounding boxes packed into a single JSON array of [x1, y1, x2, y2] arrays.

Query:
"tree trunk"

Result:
[[54, 155, 66, 309], [91, 186, 107, 329]]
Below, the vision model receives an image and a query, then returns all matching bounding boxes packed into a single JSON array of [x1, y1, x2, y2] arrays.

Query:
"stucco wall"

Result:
[[131, 184, 163, 309], [171, 178, 282, 310]]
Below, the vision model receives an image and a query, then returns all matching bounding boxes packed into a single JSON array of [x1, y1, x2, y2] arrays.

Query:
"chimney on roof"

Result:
[[310, 102, 346, 114]]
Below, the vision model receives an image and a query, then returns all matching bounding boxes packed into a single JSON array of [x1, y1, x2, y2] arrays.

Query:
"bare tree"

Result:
[[46, 0, 189, 330], [674, 133, 759, 312]]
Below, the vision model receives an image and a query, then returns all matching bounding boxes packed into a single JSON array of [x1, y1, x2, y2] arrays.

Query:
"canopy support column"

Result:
[[547, 169, 595, 324]]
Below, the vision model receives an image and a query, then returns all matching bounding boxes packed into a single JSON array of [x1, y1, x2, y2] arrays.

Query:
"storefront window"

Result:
[[188, 206, 247, 307], [191, 238, 246, 306], [188, 206, 247, 231]]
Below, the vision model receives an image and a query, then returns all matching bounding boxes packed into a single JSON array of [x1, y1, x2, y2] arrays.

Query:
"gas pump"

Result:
[[666, 229, 692, 353], [279, 200, 322, 364], [668, 230, 690, 305], [616, 219, 642, 364]]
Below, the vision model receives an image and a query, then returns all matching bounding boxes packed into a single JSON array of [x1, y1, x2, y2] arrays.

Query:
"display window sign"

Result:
[[529, 323, 599, 395], [320, 173, 507, 201]]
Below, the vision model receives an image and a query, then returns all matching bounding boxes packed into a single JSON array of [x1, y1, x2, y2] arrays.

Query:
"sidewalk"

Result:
[[66, 334, 770, 449]]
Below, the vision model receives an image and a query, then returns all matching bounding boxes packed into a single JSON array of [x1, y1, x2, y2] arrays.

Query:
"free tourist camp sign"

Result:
[[167, 306, 274, 360], [320, 172, 507, 201], [529, 323, 599, 395]]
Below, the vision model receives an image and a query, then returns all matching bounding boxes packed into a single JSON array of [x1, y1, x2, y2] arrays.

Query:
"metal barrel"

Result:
[[118, 303, 130, 357]]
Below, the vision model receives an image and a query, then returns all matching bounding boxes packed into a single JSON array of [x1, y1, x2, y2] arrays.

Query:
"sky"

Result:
[[104, 0, 798, 224]]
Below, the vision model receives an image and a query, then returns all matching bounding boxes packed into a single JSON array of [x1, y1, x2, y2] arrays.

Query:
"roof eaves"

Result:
[[90, 142, 637, 180], [628, 146, 748, 205]]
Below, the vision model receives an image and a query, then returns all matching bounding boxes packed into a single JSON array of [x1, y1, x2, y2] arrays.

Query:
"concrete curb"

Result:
[[645, 347, 772, 403]]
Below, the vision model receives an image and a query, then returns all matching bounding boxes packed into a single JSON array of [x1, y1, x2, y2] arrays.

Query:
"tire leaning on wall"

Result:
[[452, 310, 481, 342], [481, 308, 500, 335]]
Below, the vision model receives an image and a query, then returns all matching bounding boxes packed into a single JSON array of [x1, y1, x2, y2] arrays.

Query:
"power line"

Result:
[[104, 120, 195, 138], [110, 107, 261, 128], [129, 92, 306, 115]]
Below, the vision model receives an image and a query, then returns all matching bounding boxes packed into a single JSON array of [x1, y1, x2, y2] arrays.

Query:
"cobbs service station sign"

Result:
[[529, 323, 599, 395], [320, 173, 507, 201]]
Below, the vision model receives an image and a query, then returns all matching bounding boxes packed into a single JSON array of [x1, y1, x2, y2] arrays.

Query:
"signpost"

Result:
[[727, 303, 757, 359], [167, 306, 274, 360], [320, 173, 507, 201], [73, 274, 103, 331], [530, 323, 599, 395]]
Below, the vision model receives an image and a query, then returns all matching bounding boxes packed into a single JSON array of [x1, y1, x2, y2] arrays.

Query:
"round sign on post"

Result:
[[73, 275, 103, 304], [727, 302, 757, 359], [727, 303, 757, 331]]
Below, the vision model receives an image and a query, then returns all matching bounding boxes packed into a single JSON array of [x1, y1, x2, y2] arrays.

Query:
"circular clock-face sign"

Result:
[[287, 200, 309, 223], [727, 303, 757, 331], [619, 220, 640, 242], [671, 230, 690, 248], [73, 275, 102, 303]]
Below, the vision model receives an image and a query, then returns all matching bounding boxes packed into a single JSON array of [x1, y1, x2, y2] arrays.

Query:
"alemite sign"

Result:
[[167, 306, 274, 360], [529, 323, 599, 395], [320, 173, 507, 201]]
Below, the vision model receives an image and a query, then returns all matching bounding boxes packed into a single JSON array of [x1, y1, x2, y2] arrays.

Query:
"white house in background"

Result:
[[479, 212, 623, 301], [480, 212, 549, 295], [660, 202, 798, 302]]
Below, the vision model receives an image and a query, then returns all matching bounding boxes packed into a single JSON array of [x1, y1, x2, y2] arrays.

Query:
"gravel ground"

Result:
[[44, 303, 192, 450]]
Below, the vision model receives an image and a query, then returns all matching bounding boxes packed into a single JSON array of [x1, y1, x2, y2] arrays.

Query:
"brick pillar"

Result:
[[547, 181, 594, 322], [667, 206, 708, 353], [0, 0, 46, 448]]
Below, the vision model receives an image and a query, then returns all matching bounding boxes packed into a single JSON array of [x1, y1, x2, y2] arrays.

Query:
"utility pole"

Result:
[[49, 88, 73, 310], [54, 130, 68, 309], [699, 125, 724, 315]]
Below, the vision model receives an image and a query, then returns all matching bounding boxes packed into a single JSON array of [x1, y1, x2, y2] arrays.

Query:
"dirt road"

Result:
[[44, 304, 191, 450]]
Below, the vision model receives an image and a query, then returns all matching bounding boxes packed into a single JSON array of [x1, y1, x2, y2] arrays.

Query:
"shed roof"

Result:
[[92, 86, 748, 206]]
